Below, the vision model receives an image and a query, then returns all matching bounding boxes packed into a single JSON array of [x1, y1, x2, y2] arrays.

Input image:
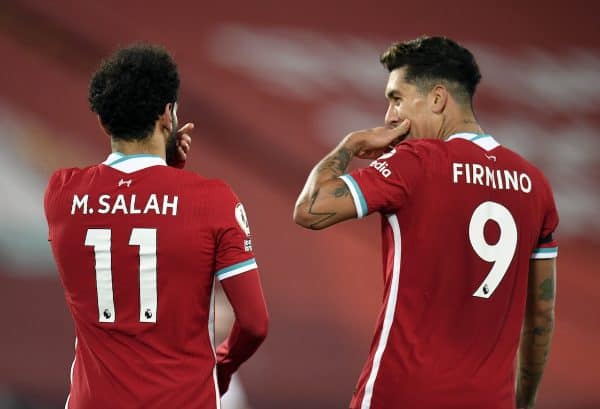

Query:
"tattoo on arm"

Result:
[[295, 145, 355, 228], [307, 189, 336, 229], [317, 147, 354, 176], [304, 182, 350, 229], [332, 183, 350, 198], [517, 269, 555, 407]]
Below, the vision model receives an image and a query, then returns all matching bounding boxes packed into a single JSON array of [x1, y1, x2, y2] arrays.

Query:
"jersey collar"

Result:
[[446, 133, 500, 151], [102, 152, 167, 173]]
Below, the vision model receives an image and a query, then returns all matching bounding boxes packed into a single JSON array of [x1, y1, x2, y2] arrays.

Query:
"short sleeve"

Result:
[[212, 183, 258, 280], [339, 141, 426, 217], [531, 180, 559, 259]]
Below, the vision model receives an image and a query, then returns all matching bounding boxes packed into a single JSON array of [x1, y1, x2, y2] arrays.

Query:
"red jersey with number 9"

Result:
[[44, 153, 258, 409], [340, 133, 558, 409]]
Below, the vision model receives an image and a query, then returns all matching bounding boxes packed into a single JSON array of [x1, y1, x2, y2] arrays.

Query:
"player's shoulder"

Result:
[[172, 173, 239, 201], [396, 138, 449, 157], [498, 144, 551, 183], [384, 138, 449, 169], [46, 165, 101, 191], [203, 178, 240, 201]]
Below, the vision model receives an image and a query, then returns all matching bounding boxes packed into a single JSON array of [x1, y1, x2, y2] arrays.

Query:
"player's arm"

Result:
[[516, 257, 556, 409], [293, 119, 410, 230], [216, 270, 268, 395]]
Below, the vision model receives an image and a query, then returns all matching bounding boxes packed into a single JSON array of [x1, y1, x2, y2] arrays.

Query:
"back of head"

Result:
[[380, 36, 481, 107], [89, 44, 180, 141]]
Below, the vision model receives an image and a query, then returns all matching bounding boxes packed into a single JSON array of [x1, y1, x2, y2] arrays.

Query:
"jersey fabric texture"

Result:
[[44, 153, 258, 409], [340, 133, 558, 409]]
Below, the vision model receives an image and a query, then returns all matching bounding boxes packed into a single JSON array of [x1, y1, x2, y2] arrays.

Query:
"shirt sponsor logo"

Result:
[[369, 160, 392, 178], [377, 148, 397, 161]]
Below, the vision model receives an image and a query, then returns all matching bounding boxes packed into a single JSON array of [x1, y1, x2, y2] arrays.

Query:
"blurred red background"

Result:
[[0, 0, 598, 408]]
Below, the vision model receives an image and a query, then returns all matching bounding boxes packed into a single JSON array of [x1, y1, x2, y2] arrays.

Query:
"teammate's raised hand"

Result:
[[167, 122, 194, 168], [175, 122, 194, 160], [343, 119, 410, 159]]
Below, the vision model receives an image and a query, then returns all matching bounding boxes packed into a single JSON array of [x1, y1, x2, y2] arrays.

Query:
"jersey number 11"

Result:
[[85, 228, 158, 323]]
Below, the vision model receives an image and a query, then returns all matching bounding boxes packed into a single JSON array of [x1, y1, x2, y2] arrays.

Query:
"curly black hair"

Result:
[[380, 36, 481, 105], [89, 44, 180, 140]]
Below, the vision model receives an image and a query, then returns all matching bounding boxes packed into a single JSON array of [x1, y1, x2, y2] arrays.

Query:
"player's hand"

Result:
[[166, 122, 194, 169], [342, 119, 410, 160]]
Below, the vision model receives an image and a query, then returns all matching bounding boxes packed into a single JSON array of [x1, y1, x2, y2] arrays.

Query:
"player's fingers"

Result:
[[177, 146, 187, 158], [385, 118, 410, 140], [178, 134, 192, 147], [181, 134, 192, 145], [177, 122, 194, 135]]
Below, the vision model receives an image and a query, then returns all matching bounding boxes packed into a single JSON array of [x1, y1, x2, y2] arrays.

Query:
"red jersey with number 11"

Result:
[[45, 153, 259, 409], [340, 133, 558, 409]]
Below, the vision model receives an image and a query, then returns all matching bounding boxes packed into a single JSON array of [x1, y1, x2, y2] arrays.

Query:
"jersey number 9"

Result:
[[469, 201, 517, 298]]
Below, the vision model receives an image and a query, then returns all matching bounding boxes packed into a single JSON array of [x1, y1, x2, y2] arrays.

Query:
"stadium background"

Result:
[[0, 0, 598, 408]]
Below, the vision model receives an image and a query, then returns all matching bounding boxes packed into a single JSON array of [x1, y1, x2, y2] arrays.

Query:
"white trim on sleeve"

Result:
[[339, 175, 368, 219], [216, 258, 258, 280], [531, 247, 558, 259]]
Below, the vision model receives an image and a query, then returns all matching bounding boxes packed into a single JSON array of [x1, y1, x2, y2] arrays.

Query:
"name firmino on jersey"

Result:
[[452, 163, 532, 193], [70, 194, 179, 216]]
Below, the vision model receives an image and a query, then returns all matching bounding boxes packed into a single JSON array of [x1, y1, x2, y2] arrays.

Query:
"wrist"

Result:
[[340, 133, 361, 155]]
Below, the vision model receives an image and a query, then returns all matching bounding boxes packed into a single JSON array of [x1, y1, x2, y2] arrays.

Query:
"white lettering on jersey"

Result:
[[111, 195, 128, 214], [98, 195, 111, 214], [452, 162, 532, 193], [130, 194, 142, 214], [377, 148, 397, 161], [71, 194, 89, 215], [369, 160, 392, 178], [143, 194, 161, 215], [162, 195, 178, 216], [71, 194, 179, 216]]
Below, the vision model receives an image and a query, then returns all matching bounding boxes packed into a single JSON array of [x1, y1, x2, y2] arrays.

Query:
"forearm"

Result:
[[293, 123, 409, 229], [218, 271, 269, 375], [216, 320, 266, 373], [517, 259, 556, 408], [293, 141, 356, 229], [296, 142, 354, 205], [517, 309, 554, 408]]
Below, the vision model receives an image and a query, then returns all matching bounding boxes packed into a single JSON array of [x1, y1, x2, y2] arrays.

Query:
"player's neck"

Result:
[[438, 109, 484, 140], [110, 131, 167, 159]]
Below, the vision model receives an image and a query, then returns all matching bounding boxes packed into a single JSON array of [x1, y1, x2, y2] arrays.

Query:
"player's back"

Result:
[[348, 133, 558, 409], [45, 154, 239, 409]]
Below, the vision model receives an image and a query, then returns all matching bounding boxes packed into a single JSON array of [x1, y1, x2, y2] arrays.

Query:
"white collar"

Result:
[[102, 152, 167, 173], [446, 133, 500, 152]]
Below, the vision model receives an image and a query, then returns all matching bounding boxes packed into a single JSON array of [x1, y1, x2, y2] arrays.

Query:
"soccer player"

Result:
[[294, 36, 557, 409], [44, 44, 268, 409]]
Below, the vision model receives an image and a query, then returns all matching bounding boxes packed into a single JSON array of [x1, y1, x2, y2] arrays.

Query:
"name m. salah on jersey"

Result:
[[70, 193, 178, 216]]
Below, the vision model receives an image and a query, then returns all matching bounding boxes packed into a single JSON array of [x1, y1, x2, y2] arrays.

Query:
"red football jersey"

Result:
[[44, 153, 259, 409], [340, 133, 558, 409]]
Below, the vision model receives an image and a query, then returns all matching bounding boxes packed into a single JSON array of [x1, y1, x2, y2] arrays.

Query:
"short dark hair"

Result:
[[380, 36, 481, 105], [89, 44, 180, 140]]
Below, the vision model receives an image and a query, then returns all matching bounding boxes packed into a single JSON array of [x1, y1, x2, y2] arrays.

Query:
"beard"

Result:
[[165, 114, 179, 165]]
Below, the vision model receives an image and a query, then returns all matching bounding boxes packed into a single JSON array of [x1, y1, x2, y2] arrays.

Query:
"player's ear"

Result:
[[430, 85, 448, 114], [97, 116, 112, 137], [159, 103, 174, 130]]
